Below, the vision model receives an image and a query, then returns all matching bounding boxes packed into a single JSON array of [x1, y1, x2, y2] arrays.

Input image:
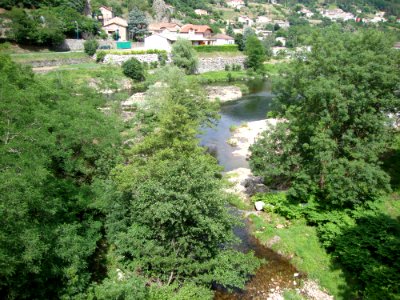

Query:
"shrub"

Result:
[[84, 39, 99, 56], [171, 39, 198, 74], [225, 64, 230, 71], [122, 57, 145, 82], [96, 50, 106, 63], [158, 52, 168, 66], [150, 61, 158, 69]]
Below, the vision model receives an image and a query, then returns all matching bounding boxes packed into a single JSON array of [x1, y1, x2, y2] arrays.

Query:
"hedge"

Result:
[[194, 44, 239, 53]]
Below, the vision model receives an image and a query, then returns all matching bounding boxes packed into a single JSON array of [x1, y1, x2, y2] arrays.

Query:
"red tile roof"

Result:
[[180, 24, 213, 33]]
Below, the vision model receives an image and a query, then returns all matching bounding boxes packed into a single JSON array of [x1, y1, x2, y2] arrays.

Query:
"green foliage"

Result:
[[250, 28, 400, 209], [96, 50, 106, 63], [127, 7, 149, 41], [0, 54, 122, 299], [84, 39, 99, 56], [6, 7, 100, 46], [245, 35, 266, 71], [103, 66, 259, 293], [234, 33, 245, 51], [194, 44, 239, 53], [122, 57, 145, 81], [171, 38, 198, 74], [333, 213, 400, 299]]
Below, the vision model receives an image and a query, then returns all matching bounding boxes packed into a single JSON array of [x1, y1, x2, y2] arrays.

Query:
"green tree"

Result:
[[127, 7, 149, 41], [245, 35, 266, 71], [122, 57, 145, 81], [84, 39, 99, 56], [0, 54, 122, 299], [250, 29, 400, 209], [226, 24, 235, 37], [171, 39, 198, 74], [103, 66, 260, 293], [234, 33, 245, 51]]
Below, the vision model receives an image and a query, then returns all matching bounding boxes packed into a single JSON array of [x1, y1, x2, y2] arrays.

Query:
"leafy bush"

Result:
[[122, 57, 145, 82], [158, 52, 168, 66], [225, 64, 230, 71], [333, 213, 400, 299], [171, 39, 198, 74], [150, 61, 158, 69], [84, 39, 99, 56], [194, 44, 239, 53], [95, 50, 106, 63]]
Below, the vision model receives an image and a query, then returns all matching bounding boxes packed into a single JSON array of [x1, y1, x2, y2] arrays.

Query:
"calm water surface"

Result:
[[200, 80, 301, 299]]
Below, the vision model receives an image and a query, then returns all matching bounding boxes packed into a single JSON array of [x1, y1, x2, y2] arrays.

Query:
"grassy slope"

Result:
[[10, 51, 88, 63]]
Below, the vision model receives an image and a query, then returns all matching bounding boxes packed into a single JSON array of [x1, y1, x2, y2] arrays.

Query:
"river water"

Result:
[[200, 80, 301, 299]]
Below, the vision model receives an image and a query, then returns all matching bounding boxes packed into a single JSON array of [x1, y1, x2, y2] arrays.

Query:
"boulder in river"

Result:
[[255, 201, 265, 211]]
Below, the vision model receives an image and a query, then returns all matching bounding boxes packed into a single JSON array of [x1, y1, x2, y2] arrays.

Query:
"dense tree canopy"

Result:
[[127, 7, 149, 41], [0, 54, 122, 299], [171, 39, 198, 74], [250, 29, 400, 209]]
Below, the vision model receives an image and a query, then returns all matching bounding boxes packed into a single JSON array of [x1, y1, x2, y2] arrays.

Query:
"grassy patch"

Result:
[[264, 62, 288, 76], [248, 213, 347, 299], [10, 51, 88, 63], [283, 289, 305, 300]]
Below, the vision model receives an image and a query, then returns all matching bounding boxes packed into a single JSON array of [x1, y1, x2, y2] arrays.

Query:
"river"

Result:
[[200, 80, 301, 299]]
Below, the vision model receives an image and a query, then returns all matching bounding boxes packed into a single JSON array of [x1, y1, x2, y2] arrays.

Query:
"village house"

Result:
[[227, 0, 245, 10], [98, 6, 113, 24], [148, 23, 181, 35], [238, 16, 254, 27], [274, 19, 290, 29], [319, 8, 355, 21], [102, 17, 128, 41], [298, 8, 314, 18], [144, 24, 215, 51], [256, 16, 272, 25], [194, 9, 208, 16], [255, 29, 273, 38], [213, 34, 235, 45]]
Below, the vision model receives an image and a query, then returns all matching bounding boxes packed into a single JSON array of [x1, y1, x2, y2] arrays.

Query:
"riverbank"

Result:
[[224, 119, 340, 300]]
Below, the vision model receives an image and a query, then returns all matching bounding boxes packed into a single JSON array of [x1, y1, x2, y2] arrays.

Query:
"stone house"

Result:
[[103, 17, 128, 41], [99, 6, 113, 24]]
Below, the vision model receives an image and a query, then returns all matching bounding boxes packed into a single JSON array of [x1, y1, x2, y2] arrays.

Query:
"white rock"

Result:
[[294, 273, 300, 277], [254, 201, 265, 211]]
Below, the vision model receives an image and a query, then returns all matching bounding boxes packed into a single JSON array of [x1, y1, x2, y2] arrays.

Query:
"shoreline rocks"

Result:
[[206, 85, 242, 102]]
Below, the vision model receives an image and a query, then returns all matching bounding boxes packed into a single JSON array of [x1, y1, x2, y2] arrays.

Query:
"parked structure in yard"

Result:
[[103, 17, 128, 41]]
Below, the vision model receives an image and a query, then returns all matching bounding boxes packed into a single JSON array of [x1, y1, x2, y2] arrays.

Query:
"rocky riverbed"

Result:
[[223, 119, 333, 300]]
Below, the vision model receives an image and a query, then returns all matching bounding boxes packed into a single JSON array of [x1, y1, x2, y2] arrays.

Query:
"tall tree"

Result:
[[0, 54, 122, 299], [250, 28, 400, 208], [127, 7, 149, 41], [102, 67, 260, 295], [245, 35, 266, 71], [171, 38, 198, 74]]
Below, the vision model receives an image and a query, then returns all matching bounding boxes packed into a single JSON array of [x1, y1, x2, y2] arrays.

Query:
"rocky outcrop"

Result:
[[206, 85, 242, 102], [152, 0, 171, 22], [197, 56, 246, 73]]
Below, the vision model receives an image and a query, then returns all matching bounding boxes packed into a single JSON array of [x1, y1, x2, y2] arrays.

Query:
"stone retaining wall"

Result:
[[103, 54, 160, 65], [56, 39, 117, 51], [197, 56, 246, 73], [28, 58, 91, 68]]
